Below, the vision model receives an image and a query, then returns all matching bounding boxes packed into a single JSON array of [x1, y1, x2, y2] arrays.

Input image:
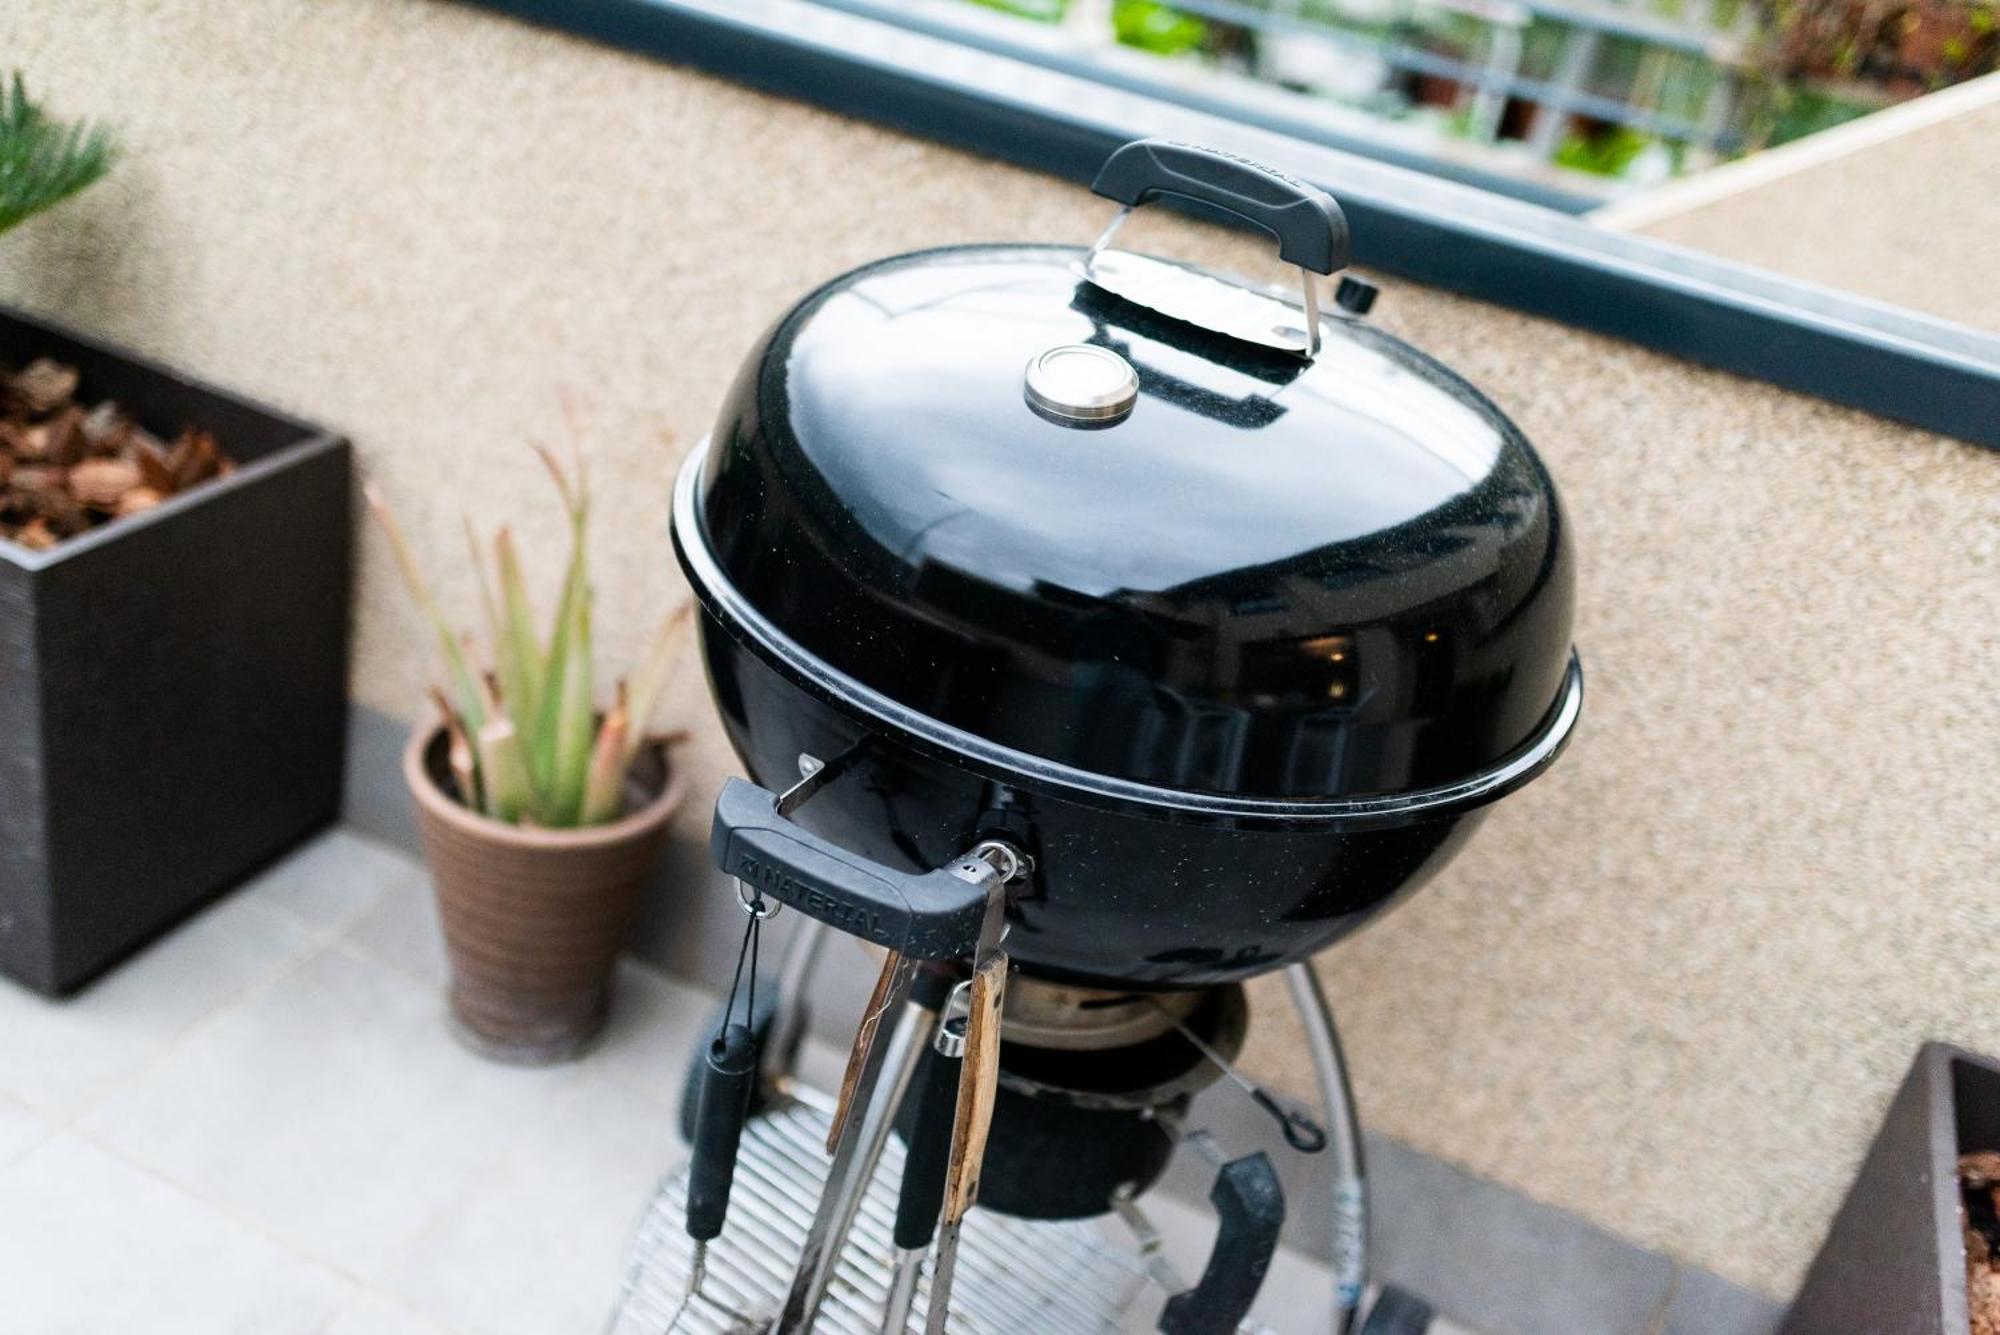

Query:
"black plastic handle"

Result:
[[711, 777, 992, 959], [685, 1021, 759, 1244], [1158, 1151, 1286, 1335], [893, 1039, 964, 1251], [1092, 139, 1350, 275]]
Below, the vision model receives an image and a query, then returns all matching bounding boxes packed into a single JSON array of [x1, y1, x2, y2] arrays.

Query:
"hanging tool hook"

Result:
[[1256, 1089, 1330, 1155], [736, 878, 782, 920], [1149, 999, 1328, 1154]]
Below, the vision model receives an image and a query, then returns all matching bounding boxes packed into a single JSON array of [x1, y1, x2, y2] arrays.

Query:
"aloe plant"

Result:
[[368, 447, 690, 829], [0, 73, 118, 237]]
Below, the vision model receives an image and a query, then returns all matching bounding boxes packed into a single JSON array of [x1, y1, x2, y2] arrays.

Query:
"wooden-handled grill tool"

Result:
[[921, 908, 1008, 1335], [707, 769, 1024, 1334]]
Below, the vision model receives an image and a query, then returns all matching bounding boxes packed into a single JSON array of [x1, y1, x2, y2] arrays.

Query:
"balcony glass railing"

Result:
[[807, 0, 1974, 202]]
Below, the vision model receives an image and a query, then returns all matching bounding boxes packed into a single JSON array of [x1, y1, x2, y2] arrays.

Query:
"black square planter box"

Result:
[[1783, 1041, 2000, 1335], [0, 308, 350, 996]]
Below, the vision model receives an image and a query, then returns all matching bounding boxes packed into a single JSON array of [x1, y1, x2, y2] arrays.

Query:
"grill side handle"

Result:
[[710, 777, 993, 959]]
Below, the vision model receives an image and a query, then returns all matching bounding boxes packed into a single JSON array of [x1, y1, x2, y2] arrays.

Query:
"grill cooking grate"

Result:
[[606, 1091, 1154, 1334]]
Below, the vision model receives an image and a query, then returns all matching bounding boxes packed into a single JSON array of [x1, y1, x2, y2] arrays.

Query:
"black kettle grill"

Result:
[[638, 139, 1582, 1335]]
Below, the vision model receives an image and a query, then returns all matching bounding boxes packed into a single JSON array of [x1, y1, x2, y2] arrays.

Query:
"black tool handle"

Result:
[[685, 1022, 759, 1244], [893, 1042, 965, 1251], [1091, 139, 1350, 275], [676, 992, 777, 1143], [1158, 1151, 1286, 1335], [711, 777, 992, 959]]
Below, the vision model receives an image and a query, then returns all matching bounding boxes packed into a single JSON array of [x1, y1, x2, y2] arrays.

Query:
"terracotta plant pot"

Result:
[[403, 724, 683, 1064]]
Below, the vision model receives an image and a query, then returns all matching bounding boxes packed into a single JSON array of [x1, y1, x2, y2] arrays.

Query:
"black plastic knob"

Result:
[[1335, 276, 1379, 316]]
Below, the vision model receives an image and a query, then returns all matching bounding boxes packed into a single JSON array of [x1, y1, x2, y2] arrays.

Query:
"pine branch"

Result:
[[0, 73, 118, 237]]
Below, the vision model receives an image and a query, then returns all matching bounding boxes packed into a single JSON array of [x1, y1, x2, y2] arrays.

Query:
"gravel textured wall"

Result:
[[2, 0, 1995, 1297]]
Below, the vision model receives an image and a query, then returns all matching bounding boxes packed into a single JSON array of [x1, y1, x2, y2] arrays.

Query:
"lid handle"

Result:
[[1090, 140, 1350, 275]]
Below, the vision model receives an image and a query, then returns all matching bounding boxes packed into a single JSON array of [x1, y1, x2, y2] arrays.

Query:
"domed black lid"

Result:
[[677, 150, 1576, 805]]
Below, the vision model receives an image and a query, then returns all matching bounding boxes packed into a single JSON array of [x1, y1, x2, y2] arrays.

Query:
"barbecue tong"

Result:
[[705, 768, 1024, 1334]]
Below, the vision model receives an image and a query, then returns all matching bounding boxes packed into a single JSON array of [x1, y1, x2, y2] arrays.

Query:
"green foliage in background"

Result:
[[1765, 0, 1999, 91], [0, 73, 117, 237], [963, 0, 1069, 21], [1552, 124, 1655, 177], [1113, 0, 1209, 55], [1766, 85, 1876, 142], [947, 0, 1999, 180]]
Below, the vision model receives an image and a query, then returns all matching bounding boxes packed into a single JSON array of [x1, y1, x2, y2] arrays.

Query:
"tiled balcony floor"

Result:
[[0, 831, 1405, 1335]]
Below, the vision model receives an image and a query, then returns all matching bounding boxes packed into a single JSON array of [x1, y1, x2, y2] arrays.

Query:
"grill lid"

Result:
[[680, 143, 1577, 803]]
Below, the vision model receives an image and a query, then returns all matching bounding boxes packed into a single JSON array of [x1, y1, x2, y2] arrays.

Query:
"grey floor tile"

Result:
[[0, 1091, 52, 1172], [1366, 1137, 1676, 1335], [587, 960, 724, 1107], [0, 1133, 345, 1334], [1663, 1265, 1784, 1335], [390, 1067, 682, 1335], [320, 1289, 452, 1335], [342, 872, 450, 988], [0, 814, 1724, 1335], [81, 945, 577, 1281], [1254, 1238, 1350, 1334], [342, 706, 422, 859], [242, 829, 423, 932], [0, 893, 319, 1117]]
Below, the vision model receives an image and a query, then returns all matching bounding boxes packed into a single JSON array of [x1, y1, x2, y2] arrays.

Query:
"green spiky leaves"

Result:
[[368, 443, 691, 829], [0, 73, 118, 237]]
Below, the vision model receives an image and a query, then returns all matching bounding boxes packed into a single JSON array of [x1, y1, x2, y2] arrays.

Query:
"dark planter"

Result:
[[404, 725, 683, 1065], [0, 307, 351, 996], [1783, 1041, 2000, 1334]]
